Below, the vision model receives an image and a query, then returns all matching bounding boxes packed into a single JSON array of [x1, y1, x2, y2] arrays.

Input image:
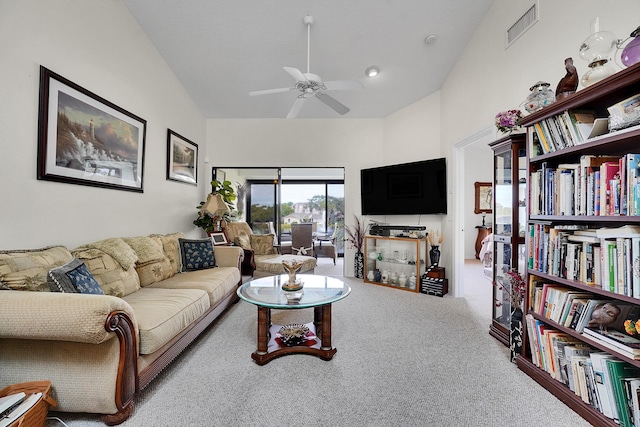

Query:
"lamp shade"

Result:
[[201, 193, 230, 217]]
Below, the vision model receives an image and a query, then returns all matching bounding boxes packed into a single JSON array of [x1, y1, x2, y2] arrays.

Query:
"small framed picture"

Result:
[[210, 231, 229, 246], [167, 129, 198, 185], [474, 182, 492, 214]]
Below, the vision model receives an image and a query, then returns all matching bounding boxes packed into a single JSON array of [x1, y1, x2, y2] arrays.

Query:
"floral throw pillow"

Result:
[[234, 233, 252, 251], [250, 234, 275, 255], [48, 258, 104, 294], [178, 238, 216, 272]]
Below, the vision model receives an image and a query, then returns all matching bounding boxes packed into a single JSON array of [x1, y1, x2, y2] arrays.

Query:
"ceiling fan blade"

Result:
[[249, 87, 294, 96], [323, 80, 364, 91], [286, 96, 306, 119], [284, 66, 308, 82], [315, 93, 350, 115]]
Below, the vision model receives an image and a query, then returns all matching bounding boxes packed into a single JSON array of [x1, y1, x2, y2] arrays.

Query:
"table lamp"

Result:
[[201, 193, 230, 231]]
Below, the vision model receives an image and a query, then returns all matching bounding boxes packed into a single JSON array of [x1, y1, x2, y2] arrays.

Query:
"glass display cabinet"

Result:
[[363, 235, 428, 292], [488, 133, 527, 345]]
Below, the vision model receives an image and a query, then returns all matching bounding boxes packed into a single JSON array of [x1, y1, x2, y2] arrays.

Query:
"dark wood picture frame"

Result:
[[474, 182, 492, 214], [37, 66, 146, 192], [209, 231, 229, 246], [167, 129, 198, 185]]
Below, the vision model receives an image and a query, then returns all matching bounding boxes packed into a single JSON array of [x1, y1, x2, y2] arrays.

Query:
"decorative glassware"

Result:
[[578, 18, 618, 87], [523, 81, 555, 113]]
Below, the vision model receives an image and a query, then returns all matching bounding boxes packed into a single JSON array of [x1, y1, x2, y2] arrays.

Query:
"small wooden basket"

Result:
[[0, 381, 57, 427]]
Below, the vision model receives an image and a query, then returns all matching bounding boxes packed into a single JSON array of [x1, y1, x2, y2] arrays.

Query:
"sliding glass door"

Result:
[[212, 167, 345, 255]]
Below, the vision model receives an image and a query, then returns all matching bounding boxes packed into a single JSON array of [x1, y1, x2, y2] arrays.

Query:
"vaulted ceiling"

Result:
[[123, 0, 494, 119]]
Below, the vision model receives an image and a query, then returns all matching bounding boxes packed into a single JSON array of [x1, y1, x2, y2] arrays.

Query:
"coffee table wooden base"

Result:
[[251, 304, 336, 365]]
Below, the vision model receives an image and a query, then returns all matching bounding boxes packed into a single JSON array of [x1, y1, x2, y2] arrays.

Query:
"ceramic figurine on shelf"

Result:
[[555, 57, 579, 100]]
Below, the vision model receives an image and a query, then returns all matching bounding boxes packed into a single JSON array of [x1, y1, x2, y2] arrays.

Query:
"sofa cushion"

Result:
[[83, 238, 139, 270], [135, 257, 174, 287], [178, 238, 216, 272], [48, 258, 103, 294], [123, 236, 166, 264], [71, 247, 139, 297], [254, 254, 317, 275], [122, 287, 210, 355], [149, 232, 185, 275], [0, 246, 73, 292], [250, 234, 277, 255], [149, 266, 241, 306], [234, 233, 252, 251]]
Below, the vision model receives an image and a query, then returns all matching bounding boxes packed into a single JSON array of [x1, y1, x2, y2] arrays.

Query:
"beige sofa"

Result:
[[0, 232, 242, 425]]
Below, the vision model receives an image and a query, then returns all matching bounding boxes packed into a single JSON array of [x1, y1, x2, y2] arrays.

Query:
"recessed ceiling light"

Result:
[[425, 34, 438, 45], [365, 66, 380, 77]]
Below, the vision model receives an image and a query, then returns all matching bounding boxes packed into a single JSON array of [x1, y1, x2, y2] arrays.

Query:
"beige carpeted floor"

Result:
[[46, 258, 590, 426]]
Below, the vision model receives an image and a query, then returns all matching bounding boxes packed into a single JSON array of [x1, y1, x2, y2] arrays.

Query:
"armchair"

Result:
[[314, 225, 338, 264], [223, 221, 316, 277]]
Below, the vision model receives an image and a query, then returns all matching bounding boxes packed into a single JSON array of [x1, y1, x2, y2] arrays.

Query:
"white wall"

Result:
[[0, 0, 206, 249]]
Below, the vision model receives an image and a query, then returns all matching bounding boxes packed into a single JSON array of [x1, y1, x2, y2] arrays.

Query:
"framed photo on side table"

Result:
[[167, 129, 198, 185], [474, 182, 492, 214], [209, 231, 229, 246], [37, 66, 146, 192]]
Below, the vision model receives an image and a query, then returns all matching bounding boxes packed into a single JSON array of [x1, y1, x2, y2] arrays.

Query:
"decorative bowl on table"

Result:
[[278, 324, 310, 347]]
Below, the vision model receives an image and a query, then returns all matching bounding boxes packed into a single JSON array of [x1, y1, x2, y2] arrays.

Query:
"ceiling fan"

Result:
[[249, 15, 363, 119]]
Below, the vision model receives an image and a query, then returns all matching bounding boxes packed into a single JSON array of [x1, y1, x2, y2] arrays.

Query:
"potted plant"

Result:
[[344, 215, 369, 279], [193, 179, 237, 234]]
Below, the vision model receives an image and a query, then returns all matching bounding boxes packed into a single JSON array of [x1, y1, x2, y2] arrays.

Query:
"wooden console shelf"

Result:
[[363, 235, 427, 292]]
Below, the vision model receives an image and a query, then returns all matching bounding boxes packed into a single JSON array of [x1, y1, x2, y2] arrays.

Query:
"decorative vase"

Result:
[[429, 246, 441, 266], [510, 307, 524, 363], [373, 269, 382, 282], [354, 251, 364, 279], [523, 81, 555, 113], [367, 270, 375, 281]]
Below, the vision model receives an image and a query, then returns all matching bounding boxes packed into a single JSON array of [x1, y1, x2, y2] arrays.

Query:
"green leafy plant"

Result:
[[193, 179, 237, 234]]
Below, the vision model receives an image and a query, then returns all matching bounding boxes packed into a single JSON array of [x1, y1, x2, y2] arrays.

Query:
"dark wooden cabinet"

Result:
[[488, 133, 526, 346]]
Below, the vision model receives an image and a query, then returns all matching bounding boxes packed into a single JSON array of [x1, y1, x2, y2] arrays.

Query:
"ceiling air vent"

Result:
[[506, 3, 538, 48]]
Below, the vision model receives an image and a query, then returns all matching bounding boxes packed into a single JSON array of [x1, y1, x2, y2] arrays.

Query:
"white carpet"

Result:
[[47, 259, 590, 426]]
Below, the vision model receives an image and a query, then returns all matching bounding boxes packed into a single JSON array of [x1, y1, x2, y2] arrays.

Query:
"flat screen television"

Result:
[[360, 158, 447, 215]]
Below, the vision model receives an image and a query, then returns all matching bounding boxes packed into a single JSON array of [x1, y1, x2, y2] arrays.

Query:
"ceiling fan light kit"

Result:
[[249, 14, 363, 118], [365, 66, 380, 77]]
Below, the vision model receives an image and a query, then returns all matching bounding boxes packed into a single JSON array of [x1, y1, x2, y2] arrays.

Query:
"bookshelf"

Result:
[[518, 62, 640, 426], [489, 133, 527, 346]]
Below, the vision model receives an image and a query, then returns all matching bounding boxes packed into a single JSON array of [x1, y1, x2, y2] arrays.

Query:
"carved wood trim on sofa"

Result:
[[101, 311, 138, 426]]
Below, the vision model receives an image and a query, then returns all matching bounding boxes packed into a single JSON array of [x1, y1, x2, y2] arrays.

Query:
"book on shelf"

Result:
[[605, 359, 640, 427], [591, 352, 618, 420], [623, 378, 640, 427]]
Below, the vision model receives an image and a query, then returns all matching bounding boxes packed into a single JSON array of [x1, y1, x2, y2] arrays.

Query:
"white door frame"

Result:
[[452, 126, 495, 297]]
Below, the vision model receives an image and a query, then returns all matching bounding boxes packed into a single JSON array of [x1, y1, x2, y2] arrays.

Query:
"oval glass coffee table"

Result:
[[237, 274, 351, 365]]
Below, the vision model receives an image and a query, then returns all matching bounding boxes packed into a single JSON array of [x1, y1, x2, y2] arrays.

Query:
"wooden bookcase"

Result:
[[518, 62, 640, 426]]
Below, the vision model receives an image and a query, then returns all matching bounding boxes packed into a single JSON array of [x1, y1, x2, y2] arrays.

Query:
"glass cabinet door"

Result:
[[488, 134, 526, 346]]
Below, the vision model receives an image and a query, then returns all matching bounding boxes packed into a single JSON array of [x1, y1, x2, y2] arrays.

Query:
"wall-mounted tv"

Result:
[[360, 158, 447, 215]]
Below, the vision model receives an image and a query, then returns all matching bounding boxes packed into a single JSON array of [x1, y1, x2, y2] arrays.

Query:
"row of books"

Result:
[[530, 110, 606, 156], [526, 313, 640, 427], [528, 225, 640, 297], [530, 154, 640, 217]]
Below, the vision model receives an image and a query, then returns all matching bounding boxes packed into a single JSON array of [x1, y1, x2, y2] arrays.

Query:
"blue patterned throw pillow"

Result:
[[48, 258, 104, 294], [178, 238, 216, 272]]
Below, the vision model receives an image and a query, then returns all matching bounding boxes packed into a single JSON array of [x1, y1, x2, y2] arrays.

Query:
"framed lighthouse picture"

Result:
[[37, 66, 147, 192]]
